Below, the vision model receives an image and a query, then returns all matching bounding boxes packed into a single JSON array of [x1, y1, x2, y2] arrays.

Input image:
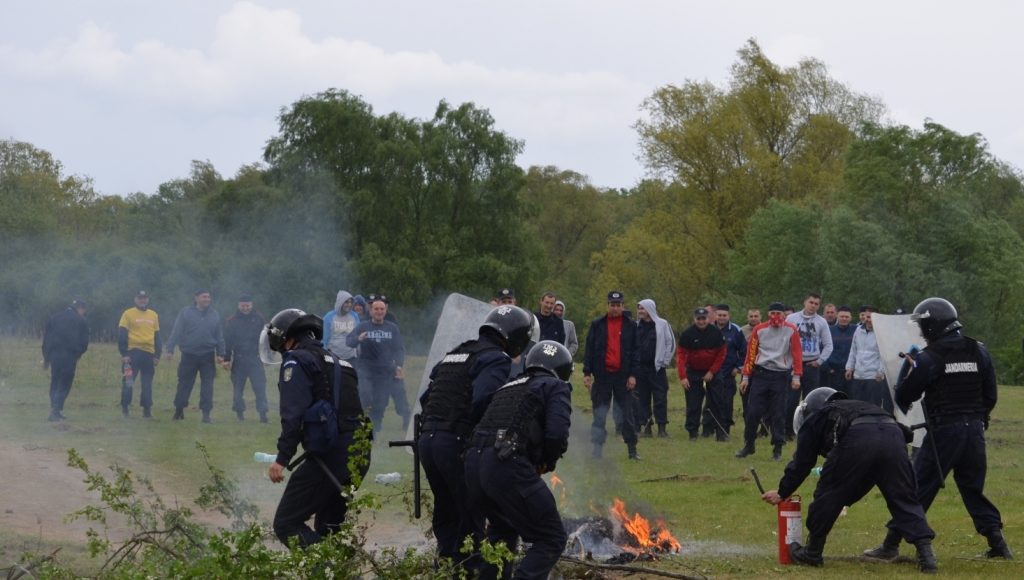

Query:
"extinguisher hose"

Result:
[[750, 467, 765, 494]]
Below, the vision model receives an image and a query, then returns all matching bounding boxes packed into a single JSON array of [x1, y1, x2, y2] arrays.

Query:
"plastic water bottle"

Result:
[[811, 466, 823, 477], [374, 472, 402, 484], [254, 452, 277, 463]]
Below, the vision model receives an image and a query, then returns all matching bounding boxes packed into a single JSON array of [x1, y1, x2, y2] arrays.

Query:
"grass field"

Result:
[[1, 336, 1022, 578]]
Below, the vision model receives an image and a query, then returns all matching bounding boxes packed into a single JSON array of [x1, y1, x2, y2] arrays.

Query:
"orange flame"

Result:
[[610, 498, 681, 554], [550, 474, 563, 488], [548, 473, 568, 505]]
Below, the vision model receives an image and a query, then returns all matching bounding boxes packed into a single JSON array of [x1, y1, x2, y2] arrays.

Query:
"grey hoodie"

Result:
[[638, 298, 676, 371], [323, 290, 359, 359]]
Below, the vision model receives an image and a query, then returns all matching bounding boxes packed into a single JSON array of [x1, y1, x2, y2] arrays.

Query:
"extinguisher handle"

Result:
[[750, 467, 766, 494]]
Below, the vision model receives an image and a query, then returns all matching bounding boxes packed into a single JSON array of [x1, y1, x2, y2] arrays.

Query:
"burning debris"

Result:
[[561, 496, 681, 563]]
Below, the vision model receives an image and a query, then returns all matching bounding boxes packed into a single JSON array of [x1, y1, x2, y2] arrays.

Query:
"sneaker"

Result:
[[202, 412, 212, 424], [48, 411, 62, 422]]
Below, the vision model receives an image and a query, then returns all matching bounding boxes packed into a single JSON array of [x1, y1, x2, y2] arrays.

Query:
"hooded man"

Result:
[[553, 300, 579, 356], [323, 290, 360, 364], [630, 299, 675, 437]]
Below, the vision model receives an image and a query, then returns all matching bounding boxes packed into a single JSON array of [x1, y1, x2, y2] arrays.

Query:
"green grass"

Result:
[[1, 336, 1022, 577]]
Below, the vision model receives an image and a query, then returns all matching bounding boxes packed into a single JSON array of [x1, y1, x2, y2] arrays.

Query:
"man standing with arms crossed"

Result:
[[785, 293, 833, 439], [118, 291, 160, 418]]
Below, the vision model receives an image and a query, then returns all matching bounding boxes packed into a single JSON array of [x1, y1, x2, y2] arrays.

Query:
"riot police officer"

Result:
[[762, 387, 937, 573], [466, 340, 573, 580], [418, 305, 534, 568], [263, 309, 370, 547], [863, 297, 1012, 560]]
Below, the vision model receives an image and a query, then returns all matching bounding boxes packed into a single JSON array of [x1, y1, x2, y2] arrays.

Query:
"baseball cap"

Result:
[[694, 307, 709, 318], [497, 288, 515, 299], [136, 290, 148, 298], [607, 291, 624, 303], [768, 301, 786, 312]]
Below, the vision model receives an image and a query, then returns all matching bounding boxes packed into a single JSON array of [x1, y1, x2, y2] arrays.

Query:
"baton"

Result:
[[750, 467, 766, 494], [388, 412, 422, 518], [285, 452, 347, 494]]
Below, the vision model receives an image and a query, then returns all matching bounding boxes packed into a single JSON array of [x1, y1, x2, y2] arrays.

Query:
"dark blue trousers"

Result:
[[787, 362, 820, 437], [419, 430, 482, 566], [465, 447, 567, 580], [911, 418, 1003, 535], [590, 372, 637, 447], [813, 423, 933, 544], [230, 356, 268, 415], [49, 353, 79, 413], [273, 433, 368, 547], [743, 368, 790, 448], [121, 349, 156, 410], [173, 352, 216, 412], [634, 366, 669, 427]]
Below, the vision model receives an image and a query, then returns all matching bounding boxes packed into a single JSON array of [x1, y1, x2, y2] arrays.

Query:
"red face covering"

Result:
[[768, 312, 785, 327]]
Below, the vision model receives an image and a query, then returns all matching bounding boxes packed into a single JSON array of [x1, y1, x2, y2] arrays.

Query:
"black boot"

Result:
[[789, 535, 825, 567], [657, 424, 668, 438], [735, 443, 755, 458], [628, 445, 641, 460], [772, 443, 783, 461], [984, 530, 1013, 559], [142, 407, 152, 418], [173, 408, 185, 420], [914, 539, 938, 574], [236, 410, 245, 421], [863, 528, 901, 561], [259, 412, 268, 424], [202, 411, 212, 424]]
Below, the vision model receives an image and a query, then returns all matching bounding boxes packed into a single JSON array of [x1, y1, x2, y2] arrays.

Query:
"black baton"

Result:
[[388, 413, 423, 518]]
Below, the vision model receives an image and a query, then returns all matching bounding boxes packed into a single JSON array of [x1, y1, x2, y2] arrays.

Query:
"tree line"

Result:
[[3, 39, 1023, 379]]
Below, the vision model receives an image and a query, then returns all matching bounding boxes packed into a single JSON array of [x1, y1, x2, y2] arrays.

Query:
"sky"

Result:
[[2, 1, 1023, 196]]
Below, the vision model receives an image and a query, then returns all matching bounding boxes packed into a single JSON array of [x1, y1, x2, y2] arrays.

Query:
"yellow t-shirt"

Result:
[[118, 307, 160, 353]]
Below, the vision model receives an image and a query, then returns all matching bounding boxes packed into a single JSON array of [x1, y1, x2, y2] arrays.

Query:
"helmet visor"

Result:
[[259, 327, 283, 365], [793, 403, 807, 434]]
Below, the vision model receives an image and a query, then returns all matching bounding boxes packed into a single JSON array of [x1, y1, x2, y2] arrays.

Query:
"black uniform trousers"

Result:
[[173, 351, 216, 412], [49, 352, 79, 413], [634, 366, 669, 428], [121, 349, 156, 410], [230, 355, 268, 415], [590, 371, 637, 447], [812, 423, 933, 544], [696, 370, 729, 438], [465, 447, 567, 580], [910, 417, 1003, 535], [419, 429, 483, 565], [787, 361, 820, 437], [743, 368, 790, 447], [273, 432, 367, 547]]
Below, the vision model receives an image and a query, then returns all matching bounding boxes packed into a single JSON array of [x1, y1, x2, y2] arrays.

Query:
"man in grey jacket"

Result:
[[164, 289, 226, 423], [554, 300, 578, 356]]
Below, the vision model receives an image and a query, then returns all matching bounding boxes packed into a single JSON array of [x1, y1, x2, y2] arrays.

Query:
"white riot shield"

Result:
[[871, 313, 926, 448], [403, 293, 496, 442]]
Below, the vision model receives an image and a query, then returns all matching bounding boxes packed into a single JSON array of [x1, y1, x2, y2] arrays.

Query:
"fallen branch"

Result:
[[558, 555, 707, 579]]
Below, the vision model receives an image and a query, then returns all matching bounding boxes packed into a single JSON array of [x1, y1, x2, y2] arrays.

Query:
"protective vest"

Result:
[[422, 339, 500, 434], [923, 337, 987, 418], [821, 399, 893, 454], [474, 374, 544, 463], [302, 342, 364, 429]]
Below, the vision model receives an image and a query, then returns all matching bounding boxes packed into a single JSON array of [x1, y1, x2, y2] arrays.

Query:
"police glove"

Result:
[[541, 438, 567, 471], [984, 414, 991, 431]]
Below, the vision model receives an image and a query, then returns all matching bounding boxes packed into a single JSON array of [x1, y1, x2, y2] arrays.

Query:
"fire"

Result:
[[609, 498, 681, 554], [548, 473, 568, 505]]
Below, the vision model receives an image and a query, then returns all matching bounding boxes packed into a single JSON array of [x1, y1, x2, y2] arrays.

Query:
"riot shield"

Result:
[[871, 313, 926, 448]]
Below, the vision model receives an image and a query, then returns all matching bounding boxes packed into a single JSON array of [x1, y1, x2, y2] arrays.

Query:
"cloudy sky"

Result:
[[2, 1, 1022, 196]]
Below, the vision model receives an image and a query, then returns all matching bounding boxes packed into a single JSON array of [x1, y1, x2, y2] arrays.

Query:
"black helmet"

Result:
[[526, 340, 574, 381], [480, 305, 534, 358], [793, 387, 847, 433], [266, 308, 324, 352], [910, 297, 962, 342]]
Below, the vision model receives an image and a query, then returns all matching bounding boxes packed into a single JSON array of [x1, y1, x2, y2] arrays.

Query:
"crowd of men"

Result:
[[41, 288, 407, 427]]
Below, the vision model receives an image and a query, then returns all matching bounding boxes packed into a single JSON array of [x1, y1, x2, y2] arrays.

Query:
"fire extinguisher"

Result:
[[777, 495, 802, 565]]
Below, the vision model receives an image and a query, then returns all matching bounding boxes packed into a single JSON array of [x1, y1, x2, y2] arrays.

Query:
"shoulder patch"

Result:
[[283, 366, 294, 382]]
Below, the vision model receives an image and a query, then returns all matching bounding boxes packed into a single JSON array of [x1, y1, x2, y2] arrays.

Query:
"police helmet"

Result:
[[265, 308, 324, 352], [793, 387, 847, 434], [480, 305, 535, 358], [910, 297, 962, 342], [526, 340, 574, 381]]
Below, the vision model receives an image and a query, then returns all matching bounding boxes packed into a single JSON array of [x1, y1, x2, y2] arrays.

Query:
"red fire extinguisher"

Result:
[[777, 495, 802, 565]]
